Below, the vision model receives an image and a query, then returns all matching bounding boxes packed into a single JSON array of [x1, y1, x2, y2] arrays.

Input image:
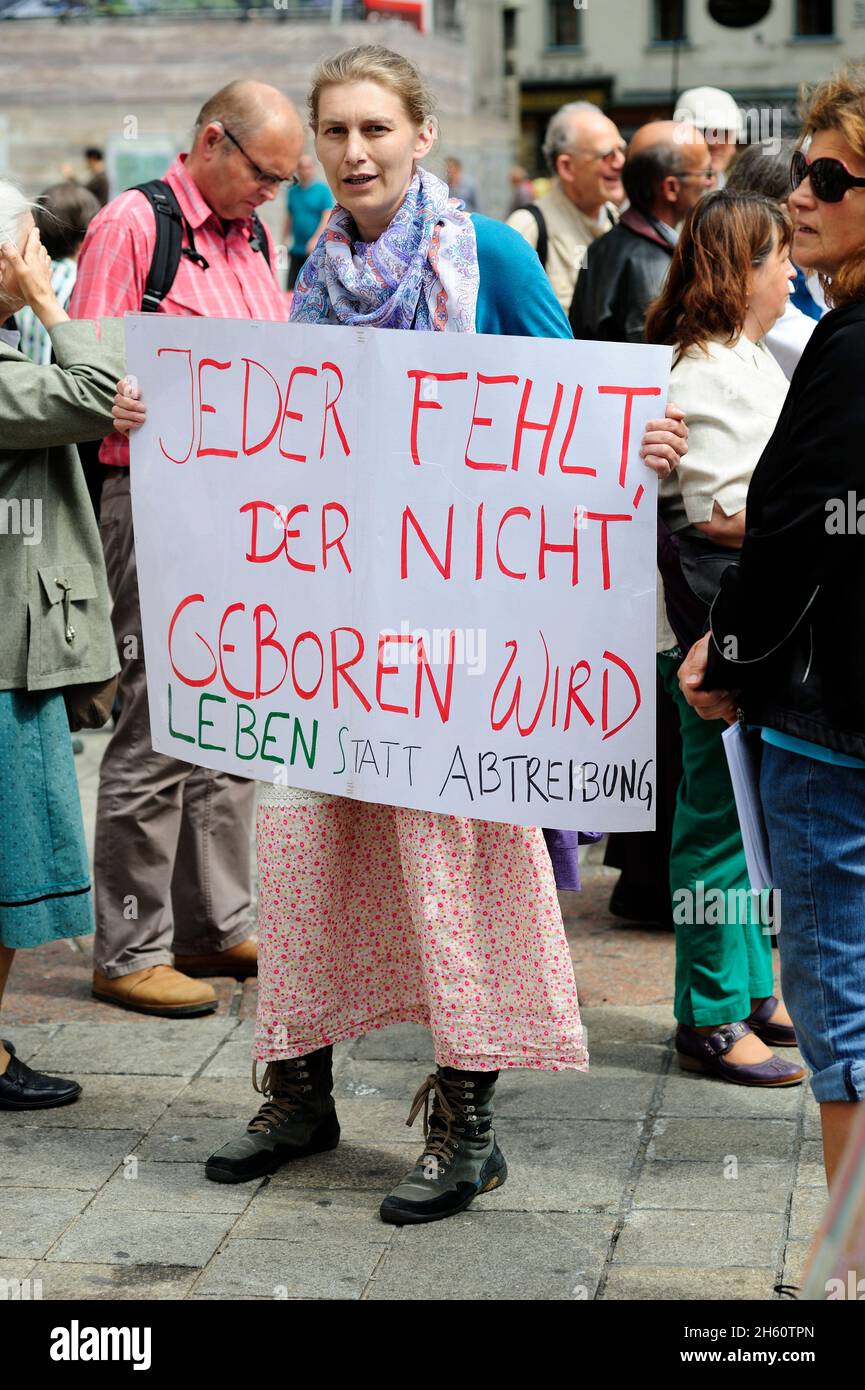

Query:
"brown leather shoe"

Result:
[[174, 938, 258, 980], [92, 965, 218, 1017]]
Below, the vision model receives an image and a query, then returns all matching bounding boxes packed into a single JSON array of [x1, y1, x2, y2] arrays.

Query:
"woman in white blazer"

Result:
[[647, 191, 805, 1087]]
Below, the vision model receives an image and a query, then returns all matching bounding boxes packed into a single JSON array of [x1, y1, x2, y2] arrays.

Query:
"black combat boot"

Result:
[[205, 1047, 339, 1184], [379, 1067, 507, 1224]]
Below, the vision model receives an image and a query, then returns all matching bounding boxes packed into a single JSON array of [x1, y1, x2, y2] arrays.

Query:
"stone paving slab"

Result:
[[0, 1024, 57, 1062], [266, 1142, 421, 1193], [659, 1071, 806, 1119], [231, 1187, 394, 1242], [134, 1117, 246, 1164], [190, 1236, 392, 1300], [790, 1186, 830, 1241], [91, 1161, 261, 1215], [614, 1209, 786, 1269], [0, 1075, 187, 1130], [35, 1262, 199, 1300], [647, 1117, 797, 1164], [351, 1023, 436, 1062], [602, 1265, 778, 1301], [797, 1140, 826, 1187], [28, 1020, 238, 1077], [366, 1212, 616, 1301], [0, 1257, 37, 1283], [0, 1127, 142, 1189], [632, 1160, 796, 1213], [495, 1054, 660, 1121], [485, 1119, 637, 1212], [781, 1240, 813, 1287], [47, 1209, 237, 1268], [580, 1005, 677, 1046], [0, 1188, 92, 1259], [161, 1077, 264, 1120]]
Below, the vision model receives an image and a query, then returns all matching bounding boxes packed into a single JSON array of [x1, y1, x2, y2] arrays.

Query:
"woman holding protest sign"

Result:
[[116, 44, 688, 1225], [0, 183, 124, 1109], [678, 66, 865, 1183]]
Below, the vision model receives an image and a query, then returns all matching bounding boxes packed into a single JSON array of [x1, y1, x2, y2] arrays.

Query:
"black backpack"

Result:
[[133, 180, 271, 312]]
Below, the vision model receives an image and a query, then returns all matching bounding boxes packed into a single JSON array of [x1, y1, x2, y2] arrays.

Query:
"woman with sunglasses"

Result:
[[679, 66, 865, 1185], [647, 191, 805, 1090]]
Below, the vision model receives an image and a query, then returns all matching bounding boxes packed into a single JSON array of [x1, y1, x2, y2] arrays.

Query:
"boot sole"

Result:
[[677, 1053, 805, 1086], [91, 990, 218, 1018], [380, 1150, 508, 1225], [205, 1130, 341, 1184]]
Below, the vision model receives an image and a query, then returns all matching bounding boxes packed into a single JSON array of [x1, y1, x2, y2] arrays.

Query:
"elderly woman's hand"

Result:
[[112, 376, 146, 436], [0, 227, 66, 328], [640, 402, 688, 480], [678, 633, 738, 723]]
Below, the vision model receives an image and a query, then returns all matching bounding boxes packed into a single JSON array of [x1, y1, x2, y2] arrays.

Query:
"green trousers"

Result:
[[658, 654, 775, 1026]]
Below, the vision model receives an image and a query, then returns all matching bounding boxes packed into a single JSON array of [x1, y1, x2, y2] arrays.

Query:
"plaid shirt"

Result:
[[18, 257, 79, 366], [70, 155, 288, 466]]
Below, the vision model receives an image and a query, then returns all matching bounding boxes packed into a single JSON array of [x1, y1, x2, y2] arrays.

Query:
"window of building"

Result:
[[503, 7, 518, 76], [652, 0, 687, 41], [794, 0, 834, 35], [546, 0, 582, 49]]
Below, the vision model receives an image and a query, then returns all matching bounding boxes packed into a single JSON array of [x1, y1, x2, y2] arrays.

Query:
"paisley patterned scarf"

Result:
[[290, 167, 479, 332]]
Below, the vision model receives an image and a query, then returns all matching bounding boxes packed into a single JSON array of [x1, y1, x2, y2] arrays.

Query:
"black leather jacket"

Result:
[[569, 207, 675, 343], [705, 302, 865, 759]]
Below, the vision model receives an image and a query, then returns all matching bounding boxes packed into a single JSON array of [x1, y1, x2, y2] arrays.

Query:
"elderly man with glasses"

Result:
[[69, 80, 304, 1018], [508, 100, 625, 311]]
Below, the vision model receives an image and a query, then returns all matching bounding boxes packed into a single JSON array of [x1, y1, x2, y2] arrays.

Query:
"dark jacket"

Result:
[[705, 301, 865, 758], [569, 207, 674, 343]]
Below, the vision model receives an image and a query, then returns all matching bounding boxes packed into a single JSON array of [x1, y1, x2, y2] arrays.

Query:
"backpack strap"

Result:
[[524, 203, 549, 270], [132, 180, 209, 313], [248, 211, 271, 267]]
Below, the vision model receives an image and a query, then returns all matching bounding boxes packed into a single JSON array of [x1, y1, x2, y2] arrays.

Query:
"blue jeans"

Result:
[[761, 744, 865, 1103]]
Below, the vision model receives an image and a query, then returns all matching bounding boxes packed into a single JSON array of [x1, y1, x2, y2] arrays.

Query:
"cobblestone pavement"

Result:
[[0, 731, 825, 1300]]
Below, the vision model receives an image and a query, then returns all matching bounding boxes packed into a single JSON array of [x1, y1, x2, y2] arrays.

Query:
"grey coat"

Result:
[[0, 318, 125, 691]]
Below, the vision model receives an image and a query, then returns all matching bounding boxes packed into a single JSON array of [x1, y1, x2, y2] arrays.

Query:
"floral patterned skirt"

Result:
[[254, 785, 588, 1073]]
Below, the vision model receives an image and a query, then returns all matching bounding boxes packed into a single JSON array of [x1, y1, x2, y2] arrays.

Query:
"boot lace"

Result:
[[405, 1071, 479, 1172], [247, 1058, 311, 1134]]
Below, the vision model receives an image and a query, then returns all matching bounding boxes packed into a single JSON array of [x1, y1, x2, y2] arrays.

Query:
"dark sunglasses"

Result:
[[790, 148, 865, 204]]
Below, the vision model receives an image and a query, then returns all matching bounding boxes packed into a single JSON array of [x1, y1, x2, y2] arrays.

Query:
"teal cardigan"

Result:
[[471, 215, 587, 888], [472, 215, 573, 341]]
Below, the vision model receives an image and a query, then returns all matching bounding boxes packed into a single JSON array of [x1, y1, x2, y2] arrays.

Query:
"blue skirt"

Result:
[[0, 688, 93, 949]]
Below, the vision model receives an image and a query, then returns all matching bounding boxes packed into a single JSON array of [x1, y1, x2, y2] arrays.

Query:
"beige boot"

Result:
[[92, 965, 217, 1017]]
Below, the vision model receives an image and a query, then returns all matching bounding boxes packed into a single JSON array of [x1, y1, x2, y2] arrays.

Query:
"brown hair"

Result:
[[35, 181, 100, 260], [307, 45, 437, 133], [645, 190, 792, 360], [798, 63, 865, 307]]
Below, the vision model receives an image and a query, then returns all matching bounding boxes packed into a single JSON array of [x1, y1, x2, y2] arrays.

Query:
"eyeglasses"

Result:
[[677, 168, 716, 182], [790, 148, 865, 204], [221, 125, 298, 190], [572, 144, 627, 164]]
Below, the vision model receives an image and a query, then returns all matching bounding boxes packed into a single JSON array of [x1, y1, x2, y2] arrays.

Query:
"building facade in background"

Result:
[[512, 0, 860, 171]]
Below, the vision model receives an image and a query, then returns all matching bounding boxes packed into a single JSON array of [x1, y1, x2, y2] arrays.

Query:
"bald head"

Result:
[[187, 80, 304, 222], [194, 80, 303, 148], [624, 121, 715, 226], [629, 120, 705, 158]]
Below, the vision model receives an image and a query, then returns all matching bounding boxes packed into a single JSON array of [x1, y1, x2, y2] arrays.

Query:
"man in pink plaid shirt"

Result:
[[70, 80, 304, 1017]]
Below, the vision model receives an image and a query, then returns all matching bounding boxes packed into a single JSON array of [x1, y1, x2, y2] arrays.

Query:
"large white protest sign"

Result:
[[126, 315, 671, 831]]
